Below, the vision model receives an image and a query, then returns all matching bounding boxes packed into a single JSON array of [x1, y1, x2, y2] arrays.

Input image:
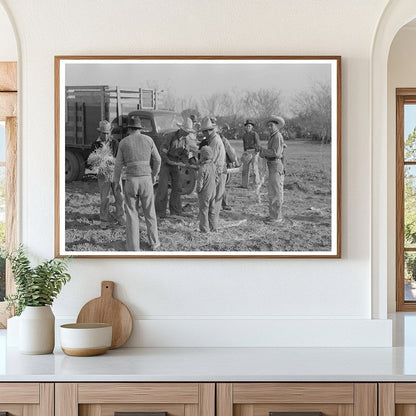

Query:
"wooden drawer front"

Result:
[[0, 383, 39, 403], [218, 384, 376, 416], [233, 384, 354, 404], [78, 383, 200, 404], [0, 383, 53, 416], [395, 383, 416, 403], [57, 383, 215, 416]]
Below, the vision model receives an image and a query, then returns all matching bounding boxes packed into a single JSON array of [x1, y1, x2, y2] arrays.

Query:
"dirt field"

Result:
[[65, 140, 332, 253]]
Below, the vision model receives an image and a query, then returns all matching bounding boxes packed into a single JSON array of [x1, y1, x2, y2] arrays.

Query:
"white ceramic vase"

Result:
[[19, 305, 55, 354]]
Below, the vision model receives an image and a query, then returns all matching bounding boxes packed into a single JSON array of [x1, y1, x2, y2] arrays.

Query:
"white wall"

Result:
[[0, 2, 16, 61], [0, 0, 394, 347], [387, 26, 416, 312]]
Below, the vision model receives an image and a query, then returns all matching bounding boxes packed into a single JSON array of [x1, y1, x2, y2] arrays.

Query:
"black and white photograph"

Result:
[[55, 56, 341, 258]]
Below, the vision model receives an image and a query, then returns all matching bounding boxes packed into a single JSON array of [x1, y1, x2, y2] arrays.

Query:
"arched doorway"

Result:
[[387, 16, 416, 311], [371, 1, 416, 318]]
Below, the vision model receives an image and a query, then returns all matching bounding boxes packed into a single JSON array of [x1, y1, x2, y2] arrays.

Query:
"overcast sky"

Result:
[[64, 59, 333, 102]]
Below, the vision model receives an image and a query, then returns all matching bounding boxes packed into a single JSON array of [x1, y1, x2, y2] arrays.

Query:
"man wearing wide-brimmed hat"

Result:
[[113, 114, 161, 251], [256, 115, 286, 223], [88, 120, 125, 228], [155, 117, 198, 218], [241, 119, 261, 188], [199, 116, 226, 231]]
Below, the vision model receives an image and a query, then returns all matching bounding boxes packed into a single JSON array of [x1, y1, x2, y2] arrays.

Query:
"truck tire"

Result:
[[179, 166, 196, 195], [75, 152, 86, 180], [65, 150, 80, 182]]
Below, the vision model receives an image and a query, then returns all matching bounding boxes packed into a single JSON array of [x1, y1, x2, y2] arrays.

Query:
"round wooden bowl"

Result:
[[60, 323, 112, 357]]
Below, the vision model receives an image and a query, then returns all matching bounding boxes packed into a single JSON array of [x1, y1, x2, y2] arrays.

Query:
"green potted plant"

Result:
[[4, 246, 71, 354]]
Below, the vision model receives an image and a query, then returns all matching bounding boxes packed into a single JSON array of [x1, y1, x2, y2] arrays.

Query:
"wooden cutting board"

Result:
[[76, 281, 133, 349]]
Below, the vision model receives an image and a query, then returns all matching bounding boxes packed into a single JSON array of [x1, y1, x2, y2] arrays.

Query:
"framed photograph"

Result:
[[55, 56, 341, 258]]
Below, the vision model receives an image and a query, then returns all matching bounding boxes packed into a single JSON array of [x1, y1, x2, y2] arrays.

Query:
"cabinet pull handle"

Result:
[[270, 413, 323, 416], [115, 412, 168, 416]]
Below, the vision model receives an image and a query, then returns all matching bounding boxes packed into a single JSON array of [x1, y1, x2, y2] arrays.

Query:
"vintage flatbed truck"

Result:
[[65, 85, 163, 182]]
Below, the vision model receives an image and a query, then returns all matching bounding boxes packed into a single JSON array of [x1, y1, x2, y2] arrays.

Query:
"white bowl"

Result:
[[60, 323, 112, 356]]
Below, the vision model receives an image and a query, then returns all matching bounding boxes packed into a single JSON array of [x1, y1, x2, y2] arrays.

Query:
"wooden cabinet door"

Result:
[[217, 383, 377, 416], [379, 383, 416, 416], [0, 383, 53, 415], [55, 383, 215, 416]]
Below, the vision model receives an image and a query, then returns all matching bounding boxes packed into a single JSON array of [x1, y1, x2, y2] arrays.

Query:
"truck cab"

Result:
[[115, 110, 184, 151]]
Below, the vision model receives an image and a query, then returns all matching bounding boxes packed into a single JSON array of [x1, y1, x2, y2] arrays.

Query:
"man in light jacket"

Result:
[[256, 115, 286, 223], [199, 116, 226, 231], [113, 114, 161, 251]]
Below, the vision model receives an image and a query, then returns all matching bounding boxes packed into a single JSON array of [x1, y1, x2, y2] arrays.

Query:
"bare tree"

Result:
[[176, 96, 199, 113], [160, 90, 177, 111], [242, 88, 282, 119], [219, 89, 244, 117], [201, 92, 224, 116], [291, 82, 331, 143]]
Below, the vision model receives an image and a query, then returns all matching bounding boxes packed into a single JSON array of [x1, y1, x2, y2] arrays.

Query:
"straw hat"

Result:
[[177, 118, 196, 133], [200, 117, 216, 131], [97, 120, 111, 133], [267, 115, 285, 128]]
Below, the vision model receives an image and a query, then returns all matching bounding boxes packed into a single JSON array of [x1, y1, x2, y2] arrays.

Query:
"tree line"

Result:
[[156, 81, 332, 143]]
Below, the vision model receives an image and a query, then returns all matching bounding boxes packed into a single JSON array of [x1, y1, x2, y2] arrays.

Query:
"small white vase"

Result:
[[6, 315, 20, 347], [19, 306, 55, 354]]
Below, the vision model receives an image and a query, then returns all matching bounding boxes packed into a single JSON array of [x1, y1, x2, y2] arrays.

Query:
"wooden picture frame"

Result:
[[55, 56, 341, 258]]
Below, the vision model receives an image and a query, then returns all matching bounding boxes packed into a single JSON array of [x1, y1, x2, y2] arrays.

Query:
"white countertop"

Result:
[[3, 313, 416, 382], [2, 346, 416, 382]]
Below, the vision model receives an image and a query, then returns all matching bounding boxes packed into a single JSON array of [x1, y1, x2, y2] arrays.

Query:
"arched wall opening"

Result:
[[371, 0, 416, 318], [387, 19, 416, 313]]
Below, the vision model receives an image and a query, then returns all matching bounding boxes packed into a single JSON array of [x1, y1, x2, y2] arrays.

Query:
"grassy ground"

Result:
[[65, 139, 332, 253]]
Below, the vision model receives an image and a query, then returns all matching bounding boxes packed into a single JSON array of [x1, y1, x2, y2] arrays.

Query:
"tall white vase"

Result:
[[19, 306, 55, 354]]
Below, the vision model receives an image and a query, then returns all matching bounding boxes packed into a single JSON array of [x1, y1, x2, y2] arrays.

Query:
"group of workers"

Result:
[[88, 113, 286, 251]]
